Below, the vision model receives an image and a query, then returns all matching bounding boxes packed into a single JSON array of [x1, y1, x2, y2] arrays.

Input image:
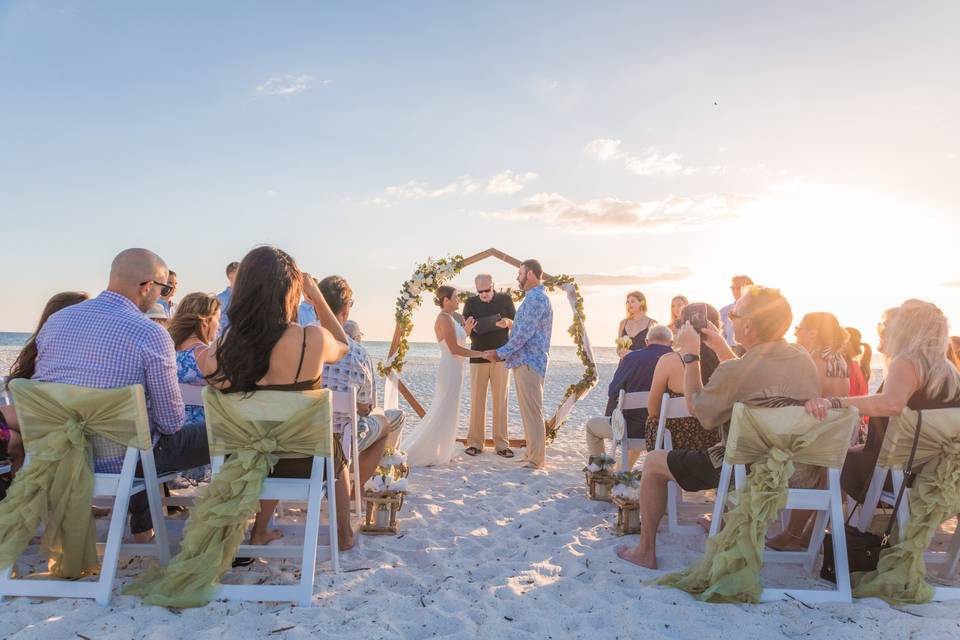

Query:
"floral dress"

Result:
[[645, 391, 721, 451], [176, 346, 209, 483]]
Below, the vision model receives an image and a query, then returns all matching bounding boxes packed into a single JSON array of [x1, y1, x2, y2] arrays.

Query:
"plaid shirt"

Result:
[[33, 290, 185, 472], [496, 285, 553, 378], [322, 337, 373, 434]]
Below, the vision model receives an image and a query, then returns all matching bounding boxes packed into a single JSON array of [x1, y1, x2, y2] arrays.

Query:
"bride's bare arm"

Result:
[[437, 314, 482, 358]]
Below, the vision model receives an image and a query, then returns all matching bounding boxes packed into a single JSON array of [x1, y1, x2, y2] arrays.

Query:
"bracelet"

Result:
[[828, 397, 843, 409]]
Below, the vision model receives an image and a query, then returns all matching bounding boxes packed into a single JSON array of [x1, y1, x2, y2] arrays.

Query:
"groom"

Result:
[[484, 259, 552, 469], [463, 274, 516, 458]]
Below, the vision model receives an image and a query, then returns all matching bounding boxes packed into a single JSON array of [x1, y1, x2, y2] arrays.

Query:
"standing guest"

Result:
[[343, 320, 363, 342], [462, 273, 516, 458], [617, 291, 656, 357], [845, 326, 873, 394], [167, 293, 221, 482], [617, 286, 819, 569], [794, 312, 850, 397], [816, 302, 960, 505], [216, 261, 239, 336], [719, 275, 754, 347], [158, 271, 178, 315], [484, 259, 552, 469], [298, 289, 319, 326], [644, 304, 722, 452], [584, 325, 674, 470], [670, 295, 689, 334], [31, 248, 198, 544], [200, 247, 351, 549]]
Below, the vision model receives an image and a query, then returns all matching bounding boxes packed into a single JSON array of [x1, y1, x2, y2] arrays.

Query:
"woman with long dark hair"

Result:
[[200, 246, 350, 548], [7, 291, 89, 386]]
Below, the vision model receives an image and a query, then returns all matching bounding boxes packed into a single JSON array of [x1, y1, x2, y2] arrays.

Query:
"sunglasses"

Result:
[[141, 280, 173, 297], [728, 310, 748, 321], [477, 288, 492, 294]]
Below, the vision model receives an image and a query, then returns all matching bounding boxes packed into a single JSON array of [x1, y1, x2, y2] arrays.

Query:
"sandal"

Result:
[[496, 448, 515, 458], [232, 557, 255, 568], [464, 446, 481, 456]]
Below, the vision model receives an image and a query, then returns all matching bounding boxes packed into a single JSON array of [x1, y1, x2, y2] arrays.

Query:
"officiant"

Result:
[[462, 273, 516, 458]]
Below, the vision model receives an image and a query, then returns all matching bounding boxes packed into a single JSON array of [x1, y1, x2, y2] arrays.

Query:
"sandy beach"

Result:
[[1, 343, 959, 639]]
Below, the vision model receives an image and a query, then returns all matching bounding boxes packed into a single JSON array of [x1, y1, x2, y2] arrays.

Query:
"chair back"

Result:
[[178, 383, 204, 407], [878, 407, 960, 470], [9, 380, 151, 452], [203, 387, 332, 460], [724, 403, 858, 469], [620, 391, 649, 411]]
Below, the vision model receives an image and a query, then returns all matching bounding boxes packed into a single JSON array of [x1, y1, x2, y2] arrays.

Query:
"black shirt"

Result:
[[462, 293, 517, 364], [603, 343, 674, 438]]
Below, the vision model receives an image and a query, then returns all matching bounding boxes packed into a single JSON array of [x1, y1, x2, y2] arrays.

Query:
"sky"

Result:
[[1, 2, 958, 350]]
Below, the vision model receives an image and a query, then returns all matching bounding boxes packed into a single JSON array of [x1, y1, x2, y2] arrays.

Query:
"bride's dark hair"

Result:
[[434, 286, 456, 308]]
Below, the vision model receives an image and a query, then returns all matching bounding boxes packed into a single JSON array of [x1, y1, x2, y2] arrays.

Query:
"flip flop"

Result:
[[232, 556, 255, 568], [464, 447, 481, 456], [496, 448, 515, 458]]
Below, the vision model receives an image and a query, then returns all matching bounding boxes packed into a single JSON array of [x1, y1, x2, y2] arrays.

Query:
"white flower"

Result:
[[364, 476, 386, 492], [587, 463, 600, 473], [408, 284, 421, 296], [612, 484, 640, 501], [390, 478, 409, 492]]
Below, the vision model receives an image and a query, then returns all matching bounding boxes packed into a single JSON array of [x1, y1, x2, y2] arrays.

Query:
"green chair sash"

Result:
[[656, 404, 858, 603], [126, 387, 332, 608], [853, 407, 960, 604], [0, 380, 149, 579]]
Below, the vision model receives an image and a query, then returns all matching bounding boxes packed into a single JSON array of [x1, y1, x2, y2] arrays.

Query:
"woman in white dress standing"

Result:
[[405, 286, 483, 466]]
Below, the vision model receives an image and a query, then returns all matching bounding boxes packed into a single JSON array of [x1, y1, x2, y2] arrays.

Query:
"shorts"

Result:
[[270, 432, 347, 480], [667, 448, 722, 492]]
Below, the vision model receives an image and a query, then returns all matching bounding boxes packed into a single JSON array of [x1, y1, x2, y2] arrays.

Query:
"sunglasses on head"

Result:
[[141, 280, 173, 297]]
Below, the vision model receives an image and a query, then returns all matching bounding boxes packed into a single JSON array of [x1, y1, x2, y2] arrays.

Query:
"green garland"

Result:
[[379, 259, 598, 443]]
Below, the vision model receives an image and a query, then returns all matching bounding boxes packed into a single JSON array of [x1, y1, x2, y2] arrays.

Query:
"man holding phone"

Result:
[[463, 273, 516, 457]]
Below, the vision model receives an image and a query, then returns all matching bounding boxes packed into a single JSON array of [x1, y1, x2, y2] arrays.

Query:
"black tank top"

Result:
[[222, 327, 324, 394]]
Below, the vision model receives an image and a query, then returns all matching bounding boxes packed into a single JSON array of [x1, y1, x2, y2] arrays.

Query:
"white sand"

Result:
[[2, 350, 960, 638]]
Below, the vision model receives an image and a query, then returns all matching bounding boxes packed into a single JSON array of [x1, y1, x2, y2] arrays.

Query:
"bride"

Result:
[[405, 286, 483, 467]]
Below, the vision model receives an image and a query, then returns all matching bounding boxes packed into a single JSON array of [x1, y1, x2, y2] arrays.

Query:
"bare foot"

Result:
[[92, 505, 111, 519], [339, 529, 355, 551], [765, 530, 807, 552], [616, 544, 657, 569], [250, 528, 284, 546], [697, 515, 712, 534]]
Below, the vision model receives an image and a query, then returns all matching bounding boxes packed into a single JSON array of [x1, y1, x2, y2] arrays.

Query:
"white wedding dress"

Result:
[[404, 314, 466, 467]]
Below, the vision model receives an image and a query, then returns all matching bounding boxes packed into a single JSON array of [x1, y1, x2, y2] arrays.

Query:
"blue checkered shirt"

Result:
[[496, 285, 552, 378], [33, 291, 185, 472], [322, 337, 373, 434]]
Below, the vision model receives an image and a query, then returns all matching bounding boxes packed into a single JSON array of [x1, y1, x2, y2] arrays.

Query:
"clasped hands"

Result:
[[481, 349, 502, 362]]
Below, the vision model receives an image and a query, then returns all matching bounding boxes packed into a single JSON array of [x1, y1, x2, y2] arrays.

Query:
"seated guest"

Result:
[[644, 303, 722, 452], [2, 291, 90, 491], [585, 325, 674, 470], [167, 292, 221, 483], [617, 286, 819, 569], [343, 319, 363, 342], [216, 261, 239, 336], [30, 249, 199, 543], [794, 312, 850, 397], [616, 291, 657, 357], [158, 270, 178, 315], [669, 295, 689, 334], [807, 300, 960, 505], [200, 247, 351, 548], [146, 303, 169, 326]]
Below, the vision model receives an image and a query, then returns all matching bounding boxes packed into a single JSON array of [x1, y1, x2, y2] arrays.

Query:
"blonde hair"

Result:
[[168, 292, 221, 349], [743, 286, 792, 342], [884, 299, 960, 400]]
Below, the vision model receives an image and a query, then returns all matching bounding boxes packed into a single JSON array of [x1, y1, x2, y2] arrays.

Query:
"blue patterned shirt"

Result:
[[216, 287, 232, 336], [33, 290, 185, 473], [496, 285, 552, 378]]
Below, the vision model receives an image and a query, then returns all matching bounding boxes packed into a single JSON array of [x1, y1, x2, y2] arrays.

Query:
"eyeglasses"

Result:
[[141, 280, 173, 297], [728, 310, 747, 321], [477, 288, 492, 294], [346, 299, 355, 308]]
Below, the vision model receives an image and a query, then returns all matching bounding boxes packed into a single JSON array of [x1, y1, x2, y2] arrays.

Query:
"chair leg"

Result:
[[857, 467, 886, 532], [139, 451, 171, 564], [942, 518, 960, 579], [709, 465, 732, 538], [326, 456, 340, 574], [352, 419, 362, 516], [298, 458, 325, 606], [828, 475, 852, 602], [804, 508, 830, 574], [97, 449, 139, 605]]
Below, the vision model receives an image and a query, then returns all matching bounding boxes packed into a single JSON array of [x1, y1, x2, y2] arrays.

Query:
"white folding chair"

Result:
[[206, 387, 339, 606], [708, 403, 858, 604], [0, 382, 170, 605], [854, 408, 960, 595], [611, 390, 649, 471], [653, 393, 705, 534], [0, 376, 10, 406], [330, 388, 362, 516]]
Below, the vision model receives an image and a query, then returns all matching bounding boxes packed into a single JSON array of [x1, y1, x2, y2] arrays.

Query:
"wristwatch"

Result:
[[681, 353, 701, 365]]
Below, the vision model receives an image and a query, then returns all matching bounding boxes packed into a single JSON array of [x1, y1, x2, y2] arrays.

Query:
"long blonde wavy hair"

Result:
[[883, 299, 960, 400]]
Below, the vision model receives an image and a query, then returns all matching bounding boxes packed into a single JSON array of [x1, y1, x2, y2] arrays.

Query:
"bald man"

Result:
[[33, 248, 205, 543]]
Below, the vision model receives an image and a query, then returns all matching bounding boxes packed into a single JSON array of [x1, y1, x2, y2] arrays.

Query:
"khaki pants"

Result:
[[584, 415, 641, 470], [514, 365, 545, 467], [467, 361, 510, 451]]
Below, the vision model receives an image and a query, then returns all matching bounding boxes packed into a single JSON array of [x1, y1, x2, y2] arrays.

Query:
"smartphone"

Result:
[[687, 303, 708, 333]]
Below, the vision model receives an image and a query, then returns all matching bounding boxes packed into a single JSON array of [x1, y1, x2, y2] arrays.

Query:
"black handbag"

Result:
[[821, 410, 922, 583]]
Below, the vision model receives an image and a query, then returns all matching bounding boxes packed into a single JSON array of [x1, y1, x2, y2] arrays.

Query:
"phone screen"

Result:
[[688, 303, 708, 333]]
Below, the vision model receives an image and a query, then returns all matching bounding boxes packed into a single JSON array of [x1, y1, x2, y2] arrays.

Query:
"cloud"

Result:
[[585, 138, 727, 177], [485, 171, 538, 195], [481, 192, 748, 234], [255, 74, 327, 97], [383, 176, 478, 200], [945, 281, 960, 288], [573, 268, 695, 287]]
